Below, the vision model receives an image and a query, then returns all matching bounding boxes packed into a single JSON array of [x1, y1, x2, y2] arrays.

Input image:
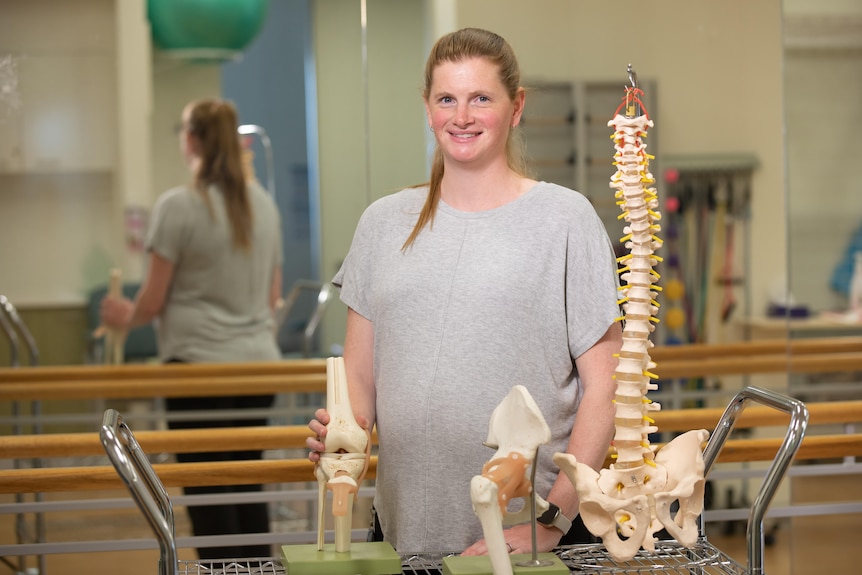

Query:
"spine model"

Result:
[[609, 93, 662, 482], [554, 68, 710, 563]]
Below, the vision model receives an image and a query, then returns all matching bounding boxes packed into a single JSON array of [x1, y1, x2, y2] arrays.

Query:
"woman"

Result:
[[308, 28, 621, 554], [101, 98, 282, 559]]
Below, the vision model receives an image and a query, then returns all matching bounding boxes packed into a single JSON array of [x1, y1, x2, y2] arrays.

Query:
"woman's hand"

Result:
[[461, 522, 563, 556], [306, 408, 330, 463], [99, 296, 134, 331], [306, 409, 371, 463]]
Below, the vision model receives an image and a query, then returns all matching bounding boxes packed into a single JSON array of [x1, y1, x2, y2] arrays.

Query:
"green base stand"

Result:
[[281, 541, 401, 575], [442, 553, 569, 575]]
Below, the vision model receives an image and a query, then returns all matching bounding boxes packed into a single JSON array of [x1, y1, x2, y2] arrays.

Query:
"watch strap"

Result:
[[537, 502, 572, 534]]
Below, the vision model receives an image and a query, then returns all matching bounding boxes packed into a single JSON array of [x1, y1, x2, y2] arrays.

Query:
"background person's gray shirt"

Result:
[[146, 182, 282, 363]]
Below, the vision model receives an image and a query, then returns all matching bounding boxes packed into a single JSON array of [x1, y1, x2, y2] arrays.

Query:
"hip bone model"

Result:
[[470, 385, 551, 575]]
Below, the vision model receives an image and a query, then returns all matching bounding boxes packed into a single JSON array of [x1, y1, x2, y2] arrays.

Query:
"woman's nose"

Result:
[[454, 103, 472, 126]]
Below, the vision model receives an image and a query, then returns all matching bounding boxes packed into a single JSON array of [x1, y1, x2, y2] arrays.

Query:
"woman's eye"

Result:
[[441, 96, 454, 104]]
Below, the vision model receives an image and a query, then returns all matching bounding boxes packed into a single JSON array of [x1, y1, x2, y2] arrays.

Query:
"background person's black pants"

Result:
[[166, 392, 275, 560]]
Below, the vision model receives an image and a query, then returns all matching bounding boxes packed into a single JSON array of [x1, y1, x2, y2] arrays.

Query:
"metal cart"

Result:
[[99, 385, 807, 575]]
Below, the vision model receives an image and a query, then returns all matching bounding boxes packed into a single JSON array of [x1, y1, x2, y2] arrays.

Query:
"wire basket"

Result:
[[176, 558, 283, 574], [556, 541, 747, 574], [174, 543, 746, 575]]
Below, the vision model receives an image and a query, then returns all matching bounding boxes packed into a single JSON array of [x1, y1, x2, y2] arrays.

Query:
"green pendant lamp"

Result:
[[148, 0, 269, 62]]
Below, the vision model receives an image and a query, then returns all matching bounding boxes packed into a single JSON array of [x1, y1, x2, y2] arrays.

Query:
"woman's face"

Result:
[[178, 105, 196, 164], [424, 57, 524, 169]]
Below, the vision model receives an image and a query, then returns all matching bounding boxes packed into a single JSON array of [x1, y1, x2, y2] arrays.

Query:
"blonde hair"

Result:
[[186, 99, 253, 251], [403, 28, 529, 250]]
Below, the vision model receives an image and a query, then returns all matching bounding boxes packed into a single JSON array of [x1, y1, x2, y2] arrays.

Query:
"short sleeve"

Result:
[[332, 208, 375, 320], [565, 198, 621, 358], [145, 190, 187, 263]]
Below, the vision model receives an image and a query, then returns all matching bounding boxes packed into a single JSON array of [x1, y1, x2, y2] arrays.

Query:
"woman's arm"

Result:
[[545, 321, 621, 522], [269, 265, 283, 312], [342, 307, 376, 429], [100, 251, 175, 330]]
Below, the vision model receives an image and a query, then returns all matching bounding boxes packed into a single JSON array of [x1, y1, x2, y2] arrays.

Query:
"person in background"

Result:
[[307, 28, 622, 554], [101, 98, 283, 560], [830, 223, 862, 301]]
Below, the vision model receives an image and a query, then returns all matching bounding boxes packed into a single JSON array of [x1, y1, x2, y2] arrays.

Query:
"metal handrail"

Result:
[[238, 124, 275, 197], [0, 296, 21, 368], [701, 385, 809, 575], [100, 409, 178, 575], [1, 294, 45, 575], [0, 295, 39, 366]]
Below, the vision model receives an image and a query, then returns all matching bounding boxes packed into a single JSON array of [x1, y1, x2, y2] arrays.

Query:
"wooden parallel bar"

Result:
[[2, 434, 860, 494], [0, 337, 856, 384], [0, 457, 373, 494], [3, 351, 862, 401], [2, 338, 862, 402], [716, 434, 862, 463], [0, 426, 316, 459], [650, 336, 862, 361], [0, 359, 328, 383], [0, 373, 327, 401], [656, 352, 862, 379], [2, 400, 860, 459], [654, 400, 862, 432]]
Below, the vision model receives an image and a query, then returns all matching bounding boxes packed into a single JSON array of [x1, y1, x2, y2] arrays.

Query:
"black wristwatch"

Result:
[[537, 502, 573, 534]]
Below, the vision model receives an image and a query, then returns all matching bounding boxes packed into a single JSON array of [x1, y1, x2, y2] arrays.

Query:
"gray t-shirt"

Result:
[[333, 181, 620, 552], [146, 182, 282, 363]]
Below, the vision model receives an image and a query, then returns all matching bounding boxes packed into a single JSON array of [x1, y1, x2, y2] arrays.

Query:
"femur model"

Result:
[[470, 385, 551, 575], [315, 357, 371, 552], [553, 74, 710, 562]]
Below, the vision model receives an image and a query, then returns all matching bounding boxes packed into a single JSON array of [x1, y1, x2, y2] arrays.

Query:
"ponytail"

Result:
[[186, 99, 253, 250]]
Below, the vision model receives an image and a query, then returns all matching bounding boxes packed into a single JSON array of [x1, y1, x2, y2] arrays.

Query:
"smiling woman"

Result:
[[307, 26, 623, 555]]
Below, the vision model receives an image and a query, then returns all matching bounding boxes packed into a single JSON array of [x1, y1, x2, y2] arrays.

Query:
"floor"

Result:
[[2, 474, 859, 575]]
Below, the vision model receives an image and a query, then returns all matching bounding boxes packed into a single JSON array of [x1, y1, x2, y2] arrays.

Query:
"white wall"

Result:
[[0, 0, 119, 305], [0, 0, 222, 306]]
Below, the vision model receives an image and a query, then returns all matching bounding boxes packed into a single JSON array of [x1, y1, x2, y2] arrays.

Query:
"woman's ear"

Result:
[[423, 99, 433, 132], [511, 87, 526, 128]]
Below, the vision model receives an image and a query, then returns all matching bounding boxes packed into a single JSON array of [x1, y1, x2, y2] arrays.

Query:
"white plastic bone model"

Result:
[[92, 268, 126, 364], [470, 385, 551, 575], [553, 91, 709, 563], [315, 356, 370, 552]]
